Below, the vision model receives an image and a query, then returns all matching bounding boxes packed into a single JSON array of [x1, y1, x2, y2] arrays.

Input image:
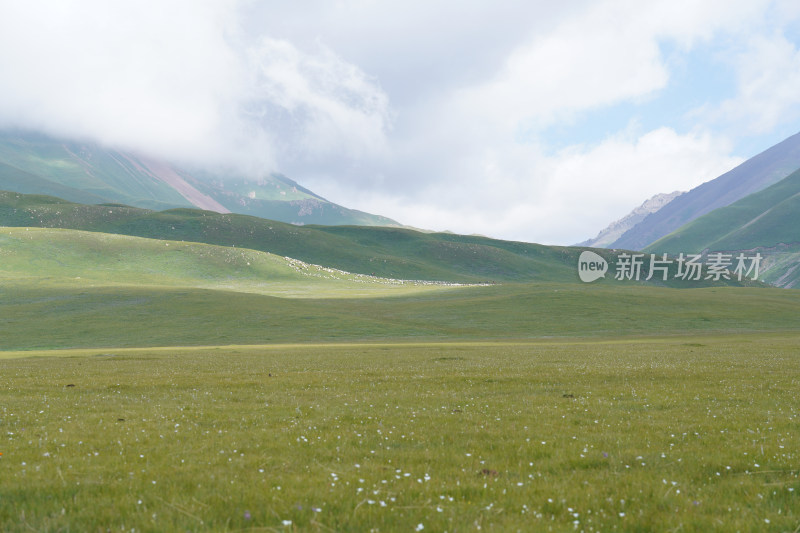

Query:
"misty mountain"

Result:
[[0, 130, 399, 227], [576, 191, 683, 248], [608, 130, 800, 250], [646, 168, 800, 288]]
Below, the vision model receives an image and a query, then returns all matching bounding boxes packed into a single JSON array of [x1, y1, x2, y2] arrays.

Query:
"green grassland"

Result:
[[2, 337, 800, 532], [1, 189, 799, 531], [0, 227, 459, 299], [0, 191, 761, 286], [0, 190, 581, 283], [0, 224, 797, 351], [1, 275, 798, 351]]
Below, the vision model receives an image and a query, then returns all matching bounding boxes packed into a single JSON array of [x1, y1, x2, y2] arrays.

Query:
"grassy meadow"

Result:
[[1, 220, 799, 531], [2, 337, 800, 532], [0, 227, 461, 299]]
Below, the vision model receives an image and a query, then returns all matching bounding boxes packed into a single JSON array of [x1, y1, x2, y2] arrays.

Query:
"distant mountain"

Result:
[[610, 131, 800, 250], [0, 130, 399, 227], [646, 169, 800, 288], [576, 191, 683, 248]]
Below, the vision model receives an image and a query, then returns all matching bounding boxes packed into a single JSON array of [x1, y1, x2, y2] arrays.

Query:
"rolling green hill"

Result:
[[647, 169, 800, 287], [0, 190, 756, 286], [0, 130, 398, 226], [0, 203, 786, 351], [0, 190, 580, 283], [0, 227, 458, 299]]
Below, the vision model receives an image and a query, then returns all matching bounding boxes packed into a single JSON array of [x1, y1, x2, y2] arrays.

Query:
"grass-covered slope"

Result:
[[0, 227, 456, 299], [0, 190, 584, 283], [648, 169, 800, 253], [0, 190, 765, 286], [647, 170, 800, 287], [0, 131, 192, 210]]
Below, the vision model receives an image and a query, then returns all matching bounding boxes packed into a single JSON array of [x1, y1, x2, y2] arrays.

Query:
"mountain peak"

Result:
[[576, 191, 683, 248], [0, 129, 400, 228], [609, 130, 800, 250]]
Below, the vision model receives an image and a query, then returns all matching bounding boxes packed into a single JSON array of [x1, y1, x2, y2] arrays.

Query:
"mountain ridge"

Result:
[[645, 169, 800, 288], [576, 191, 683, 248], [609, 131, 800, 250], [0, 130, 399, 227]]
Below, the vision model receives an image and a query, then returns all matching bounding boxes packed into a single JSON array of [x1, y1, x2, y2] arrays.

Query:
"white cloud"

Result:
[[245, 37, 391, 163], [350, 127, 741, 244], [714, 33, 800, 134], [450, 5, 668, 132], [0, 0, 391, 174], [0, 0, 253, 164], [1, 0, 799, 244], [316, 0, 766, 243]]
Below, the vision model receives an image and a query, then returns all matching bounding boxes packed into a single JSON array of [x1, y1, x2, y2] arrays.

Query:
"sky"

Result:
[[1, 1, 800, 245]]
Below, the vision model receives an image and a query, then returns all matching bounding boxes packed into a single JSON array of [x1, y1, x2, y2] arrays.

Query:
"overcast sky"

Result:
[[2, 1, 800, 244]]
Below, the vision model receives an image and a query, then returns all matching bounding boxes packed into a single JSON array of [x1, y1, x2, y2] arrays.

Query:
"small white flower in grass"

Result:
[[619, 512, 625, 517], [415, 524, 424, 531]]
